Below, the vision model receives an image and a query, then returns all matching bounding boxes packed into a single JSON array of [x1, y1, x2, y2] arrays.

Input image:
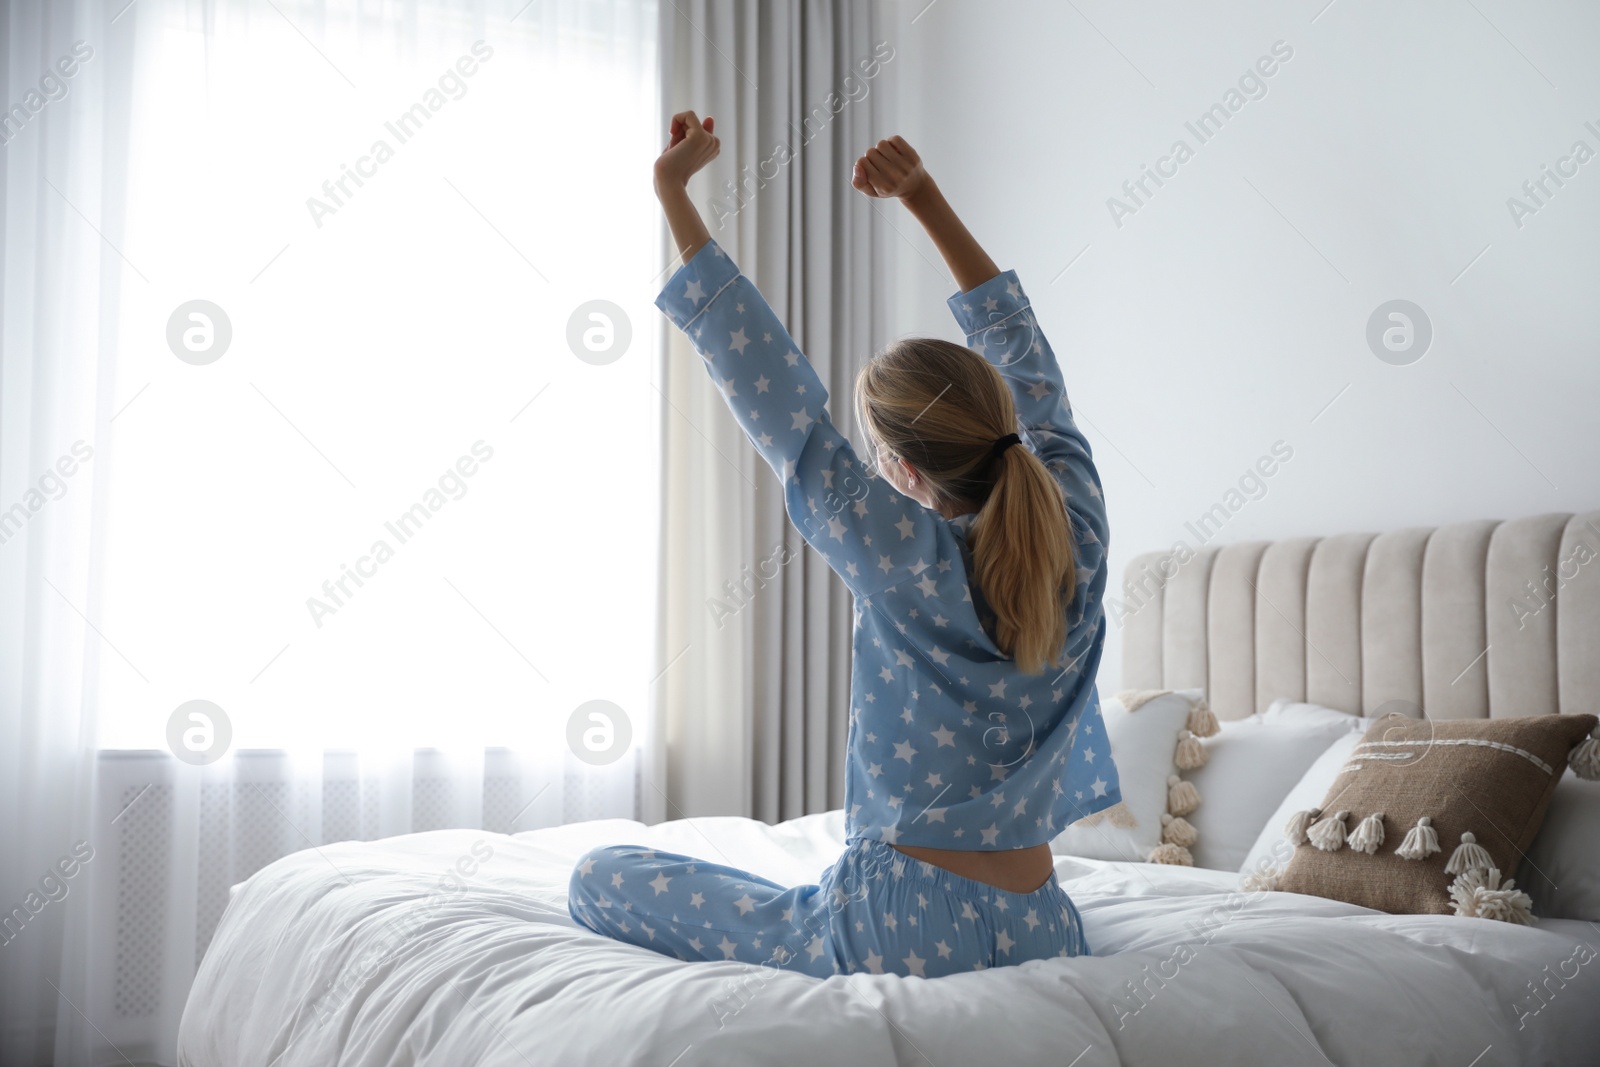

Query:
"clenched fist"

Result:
[[655, 110, 720, 193], [852, 136, 928, 200]]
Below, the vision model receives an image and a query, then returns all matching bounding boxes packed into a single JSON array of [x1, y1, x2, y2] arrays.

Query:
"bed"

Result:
[[178, 512, 1600, 1066]]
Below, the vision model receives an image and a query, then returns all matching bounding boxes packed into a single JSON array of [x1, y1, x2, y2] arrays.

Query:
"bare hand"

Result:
[[852, 136, 928, 200], [655, 110, 720, 192]]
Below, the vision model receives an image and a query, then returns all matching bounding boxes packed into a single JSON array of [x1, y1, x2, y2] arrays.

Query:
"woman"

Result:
[[568, 113, 1120, 978]]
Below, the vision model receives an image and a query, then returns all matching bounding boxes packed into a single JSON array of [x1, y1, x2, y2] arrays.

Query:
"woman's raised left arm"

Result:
[[654, 110, 718, 263], [651, 112, 952, 603]]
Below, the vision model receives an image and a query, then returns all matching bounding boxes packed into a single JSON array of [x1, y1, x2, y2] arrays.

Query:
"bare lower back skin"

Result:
[[890, 842, 1055, 894]]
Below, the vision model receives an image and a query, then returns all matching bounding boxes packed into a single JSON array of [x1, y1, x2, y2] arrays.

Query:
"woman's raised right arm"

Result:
[[856, 136, 1109, 571], [854, 137, 998, 292]]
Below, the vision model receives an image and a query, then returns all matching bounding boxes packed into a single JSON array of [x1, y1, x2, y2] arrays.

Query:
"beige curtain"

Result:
[[649, 0, 896, 824]]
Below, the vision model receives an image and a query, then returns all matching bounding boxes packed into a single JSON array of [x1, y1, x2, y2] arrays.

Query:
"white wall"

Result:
[[885, 0, 1600, 689]]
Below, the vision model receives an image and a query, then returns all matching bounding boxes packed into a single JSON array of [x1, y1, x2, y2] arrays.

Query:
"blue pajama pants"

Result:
[[567, 837, 1090, 979]]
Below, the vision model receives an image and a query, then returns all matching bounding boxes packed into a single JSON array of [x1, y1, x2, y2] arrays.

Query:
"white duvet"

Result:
[[177, 810, 1597, 1067]]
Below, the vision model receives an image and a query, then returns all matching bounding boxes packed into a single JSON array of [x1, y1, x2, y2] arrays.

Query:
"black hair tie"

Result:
[[988, 432, 1021, 462]]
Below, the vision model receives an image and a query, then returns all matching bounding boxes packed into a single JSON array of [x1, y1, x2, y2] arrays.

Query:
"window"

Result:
[[95, 1, 661, 752]]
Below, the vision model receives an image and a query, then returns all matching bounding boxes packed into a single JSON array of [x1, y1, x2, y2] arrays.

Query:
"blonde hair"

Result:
[[855, 337, 1076, 674]]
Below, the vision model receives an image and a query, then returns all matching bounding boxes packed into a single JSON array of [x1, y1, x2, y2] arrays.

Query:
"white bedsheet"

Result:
[[177, 810, 1597, 1067]]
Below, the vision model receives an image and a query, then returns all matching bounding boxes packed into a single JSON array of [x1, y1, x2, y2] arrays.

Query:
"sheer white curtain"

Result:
[[1, 2, 133, 1063], [1, 1, 660, 1063]]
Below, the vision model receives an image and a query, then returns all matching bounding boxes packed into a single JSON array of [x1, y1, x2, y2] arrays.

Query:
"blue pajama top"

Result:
[[654, 237, 1121, 851]]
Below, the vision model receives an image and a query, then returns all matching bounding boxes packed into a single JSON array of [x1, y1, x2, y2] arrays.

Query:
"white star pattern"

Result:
[[648, 236, 1117, 860]]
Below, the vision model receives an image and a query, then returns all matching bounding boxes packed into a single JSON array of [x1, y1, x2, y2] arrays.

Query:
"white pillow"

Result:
[[1050, 688, 1203, 862], [1185, 710, 1366, 871], [1239, 728, 1365, 877], [1522, 770, 1600, 921], [1261, 697, 1363, 726]]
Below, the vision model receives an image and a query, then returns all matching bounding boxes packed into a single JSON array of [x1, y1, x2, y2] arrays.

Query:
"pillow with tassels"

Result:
[[1258, 713, 1600, 922], [1049, 688, 1216, 866]]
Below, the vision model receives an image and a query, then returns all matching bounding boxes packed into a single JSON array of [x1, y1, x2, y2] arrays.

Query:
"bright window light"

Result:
[[94, 1, 661, 752]]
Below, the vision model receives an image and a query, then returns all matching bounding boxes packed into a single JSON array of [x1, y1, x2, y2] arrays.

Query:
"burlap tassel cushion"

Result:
[[1278, 713, 1598, 916]]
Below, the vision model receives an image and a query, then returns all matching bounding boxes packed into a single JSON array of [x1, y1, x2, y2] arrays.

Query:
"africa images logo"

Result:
[[305, 42, 495, 229], [1106, 40, 1294, 228]]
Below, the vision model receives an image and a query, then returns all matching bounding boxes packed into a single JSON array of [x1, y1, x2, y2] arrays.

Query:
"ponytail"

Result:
[[967, 443, 1075, 674], [856, 337, 1077, 673]]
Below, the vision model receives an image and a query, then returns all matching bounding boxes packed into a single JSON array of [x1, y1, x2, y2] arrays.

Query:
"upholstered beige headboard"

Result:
[[1120, 511, 1600, 721]]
